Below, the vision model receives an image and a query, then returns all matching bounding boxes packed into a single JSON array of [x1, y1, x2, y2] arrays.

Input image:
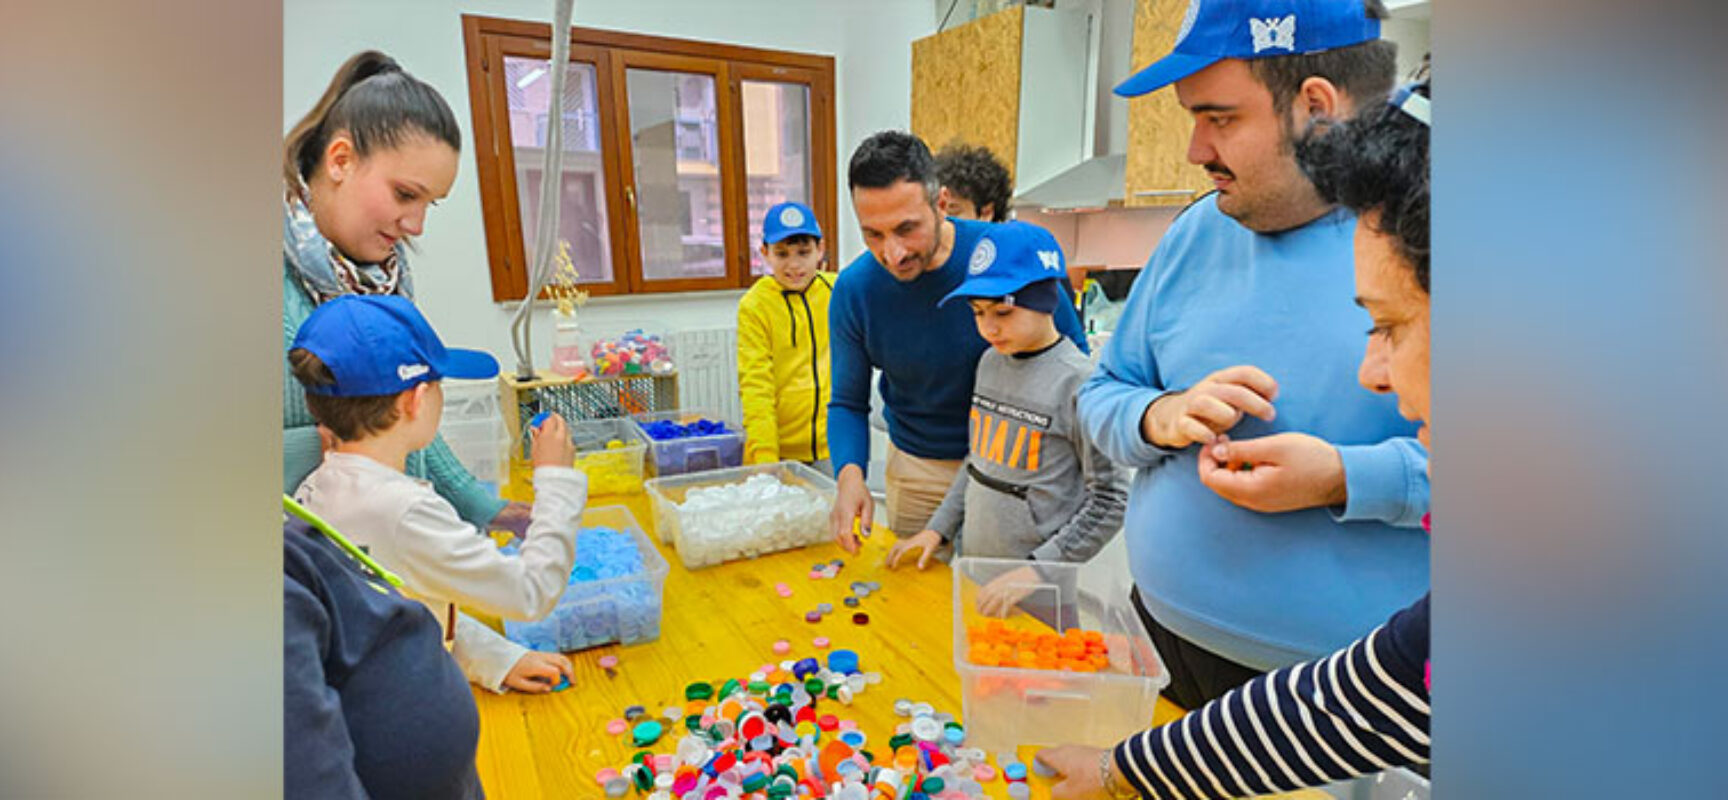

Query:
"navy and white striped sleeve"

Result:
[[1113, 594, 1430, 799]]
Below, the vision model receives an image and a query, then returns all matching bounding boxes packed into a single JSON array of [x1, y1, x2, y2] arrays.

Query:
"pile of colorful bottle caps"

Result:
[[594, 650, 1037, 800], [592, 329, 674, 377]]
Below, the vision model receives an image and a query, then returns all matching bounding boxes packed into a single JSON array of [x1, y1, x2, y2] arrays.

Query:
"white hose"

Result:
[[510, 0, 576, 379]]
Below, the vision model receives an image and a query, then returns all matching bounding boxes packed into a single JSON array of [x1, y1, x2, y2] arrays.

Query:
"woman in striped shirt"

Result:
[[1038, 77, 1434, 800]]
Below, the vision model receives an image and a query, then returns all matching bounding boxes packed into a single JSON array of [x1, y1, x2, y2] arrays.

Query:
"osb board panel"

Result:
[[911, 5, 1023, 181], [1126, 0, 1213, 206]]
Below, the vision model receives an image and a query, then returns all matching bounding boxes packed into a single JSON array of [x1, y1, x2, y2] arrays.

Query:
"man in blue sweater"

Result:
[[1078, 0, 1429, 710], [827, 131, 1084, 552]]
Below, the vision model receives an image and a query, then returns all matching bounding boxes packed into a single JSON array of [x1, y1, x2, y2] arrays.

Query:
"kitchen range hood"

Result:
[[1011, 152, 1125, 213]]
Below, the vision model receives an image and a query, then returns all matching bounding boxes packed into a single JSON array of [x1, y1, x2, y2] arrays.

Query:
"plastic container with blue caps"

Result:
[[502, 505, 669, 653], [631, 408, 746, 477]]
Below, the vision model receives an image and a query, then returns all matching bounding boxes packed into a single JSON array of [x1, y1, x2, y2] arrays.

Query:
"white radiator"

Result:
[[670, 327, 741, 423]]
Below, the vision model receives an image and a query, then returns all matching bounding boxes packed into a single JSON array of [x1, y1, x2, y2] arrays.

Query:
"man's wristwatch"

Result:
[[1099, 749, 1139, 800]]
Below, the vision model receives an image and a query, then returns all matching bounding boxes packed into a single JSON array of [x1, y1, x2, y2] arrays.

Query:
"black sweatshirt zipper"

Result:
[[799, 289, 821, 459]]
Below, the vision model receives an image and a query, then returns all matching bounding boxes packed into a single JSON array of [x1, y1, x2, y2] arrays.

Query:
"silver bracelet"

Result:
[[1099, 749, 1137, 800]]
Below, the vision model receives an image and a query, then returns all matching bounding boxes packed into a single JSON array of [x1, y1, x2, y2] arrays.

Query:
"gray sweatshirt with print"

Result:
[[925, 338, 1128, 561]]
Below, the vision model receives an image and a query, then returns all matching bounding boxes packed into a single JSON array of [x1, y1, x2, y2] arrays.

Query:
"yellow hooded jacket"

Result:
[[736, 273, 833, 464]]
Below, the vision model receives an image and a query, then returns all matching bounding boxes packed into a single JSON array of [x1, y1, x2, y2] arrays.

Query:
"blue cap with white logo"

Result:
[[939, 221, 1068, 311], [1114, 0, 1381, 97], [761, 201, 823, 245], [291, 295, 499, 397]]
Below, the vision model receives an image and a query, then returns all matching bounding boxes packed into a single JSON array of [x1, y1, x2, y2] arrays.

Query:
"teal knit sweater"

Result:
[[283, 266, 507, 527]]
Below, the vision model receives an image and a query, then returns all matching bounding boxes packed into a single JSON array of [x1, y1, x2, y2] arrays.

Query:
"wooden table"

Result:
[[471, 490, 1324, 800]]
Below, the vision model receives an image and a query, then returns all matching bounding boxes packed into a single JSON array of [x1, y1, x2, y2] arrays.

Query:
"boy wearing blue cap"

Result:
[[289, 295, 586, 695], [886, 222, 1127, 584], [737, 201, 834, 470]]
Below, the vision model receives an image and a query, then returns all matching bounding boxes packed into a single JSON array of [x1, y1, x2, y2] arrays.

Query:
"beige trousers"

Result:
[[883, 439, 964, 537]]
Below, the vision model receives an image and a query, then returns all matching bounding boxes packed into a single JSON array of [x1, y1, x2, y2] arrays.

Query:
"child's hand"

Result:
[[503, 651, 574, 694], [529, 413, 575, 468], [976, 565, 1041, 618], [885, 529, 943, 570]]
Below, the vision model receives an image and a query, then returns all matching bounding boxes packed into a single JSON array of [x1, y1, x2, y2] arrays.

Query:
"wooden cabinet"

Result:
[[1124, 0, 1211, 207], [911, 5, 1091, 190]]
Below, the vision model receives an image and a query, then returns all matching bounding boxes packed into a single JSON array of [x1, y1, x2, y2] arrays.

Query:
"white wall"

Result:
[[285, 0, 934, 368]]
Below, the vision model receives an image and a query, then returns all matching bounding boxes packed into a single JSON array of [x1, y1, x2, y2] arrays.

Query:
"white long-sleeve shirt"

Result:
[[295, 452, 586, 692]]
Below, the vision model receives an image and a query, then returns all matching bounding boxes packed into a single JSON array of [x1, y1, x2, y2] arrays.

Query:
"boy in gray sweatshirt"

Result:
[[888, 222, 1128, 596]]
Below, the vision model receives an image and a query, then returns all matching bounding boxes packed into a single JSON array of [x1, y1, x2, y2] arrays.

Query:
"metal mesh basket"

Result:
[[502, 372, 679, 459]]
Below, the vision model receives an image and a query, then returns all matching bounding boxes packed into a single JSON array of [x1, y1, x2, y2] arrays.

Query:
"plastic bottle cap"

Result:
[[910, 718, 941, 742], [632, 720, 665, 746]]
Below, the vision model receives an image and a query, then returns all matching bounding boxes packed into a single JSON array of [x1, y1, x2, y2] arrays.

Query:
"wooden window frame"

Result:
[[462, 15, 837, 300]]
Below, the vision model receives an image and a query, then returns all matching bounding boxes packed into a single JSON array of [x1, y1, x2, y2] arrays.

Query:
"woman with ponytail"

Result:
[[283, 51, 530, 535]]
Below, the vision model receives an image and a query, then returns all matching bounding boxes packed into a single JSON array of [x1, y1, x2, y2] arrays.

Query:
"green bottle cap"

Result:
[[686, 682, 715, 701]]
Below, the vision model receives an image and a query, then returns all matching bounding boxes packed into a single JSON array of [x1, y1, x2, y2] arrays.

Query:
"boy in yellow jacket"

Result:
[[738, 201, 833, 473]]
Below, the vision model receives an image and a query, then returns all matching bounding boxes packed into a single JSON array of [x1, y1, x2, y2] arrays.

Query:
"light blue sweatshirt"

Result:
[[1078, 195, 1429, 670]]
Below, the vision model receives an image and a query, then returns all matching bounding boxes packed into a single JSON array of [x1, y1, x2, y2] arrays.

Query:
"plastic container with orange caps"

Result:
[[951, 557, 1169, 752]]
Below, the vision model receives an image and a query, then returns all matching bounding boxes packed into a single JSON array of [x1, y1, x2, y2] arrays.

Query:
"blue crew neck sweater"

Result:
[[1078, 195, 1430, 670], [827, 217, 1086, 474]]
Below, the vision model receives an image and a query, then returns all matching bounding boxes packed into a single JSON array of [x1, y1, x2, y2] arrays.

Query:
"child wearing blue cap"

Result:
[[886, 222, 1127, 595], [737, 201, 834, 471], [288, 295, 586, 695]]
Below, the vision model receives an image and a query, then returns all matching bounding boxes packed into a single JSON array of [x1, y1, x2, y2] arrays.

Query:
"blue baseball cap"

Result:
[[761, 201, 822, 245], [939, 221, 1068, 310], [1115, 0, 1381, 97], [291, 295, 498, 397]]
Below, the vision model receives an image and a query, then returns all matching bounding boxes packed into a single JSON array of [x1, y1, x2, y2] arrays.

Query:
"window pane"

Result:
[[504, 56, 613, 284], [626, 68, 724, 281], [741, 81, 813, 276]]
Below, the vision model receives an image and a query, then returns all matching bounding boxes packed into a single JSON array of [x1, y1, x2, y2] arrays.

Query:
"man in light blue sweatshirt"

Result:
[[1079, 0, 1428, 710]]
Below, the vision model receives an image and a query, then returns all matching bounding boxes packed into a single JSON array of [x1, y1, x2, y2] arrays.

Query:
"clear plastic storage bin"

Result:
[[644, 461, 835, 568], [952, 557, 1168, 752], [441, 377, 504, 423], [440, 417, 510, 490], [631, 408, 745, 477], [568, 417, 651, 496], [503, 505, 669, 653]]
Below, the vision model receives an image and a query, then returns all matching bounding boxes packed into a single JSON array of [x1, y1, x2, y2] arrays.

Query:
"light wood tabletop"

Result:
[[472, 489, 1328, 800]]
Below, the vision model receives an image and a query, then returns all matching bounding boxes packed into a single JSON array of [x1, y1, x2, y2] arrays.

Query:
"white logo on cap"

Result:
[[1037, 250, 1062, 272], [778, 206, 805, 228], [968, 239, 997, 275], [1174, 0, 1201, 47], [398, 363, 430, 381], [1251, 15, 1296, 53]]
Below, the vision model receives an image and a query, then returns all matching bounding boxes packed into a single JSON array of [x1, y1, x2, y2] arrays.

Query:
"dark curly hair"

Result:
[[1295, 79, 1430, 293], [934, 144, 1013, 222]]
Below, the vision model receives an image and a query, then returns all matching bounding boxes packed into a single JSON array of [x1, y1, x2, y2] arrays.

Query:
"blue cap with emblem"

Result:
[[291, 294, 499, 397], [761, 201, 823, 245], [938, 221, 1068, 314], [1114, 0, 1381, 98]]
